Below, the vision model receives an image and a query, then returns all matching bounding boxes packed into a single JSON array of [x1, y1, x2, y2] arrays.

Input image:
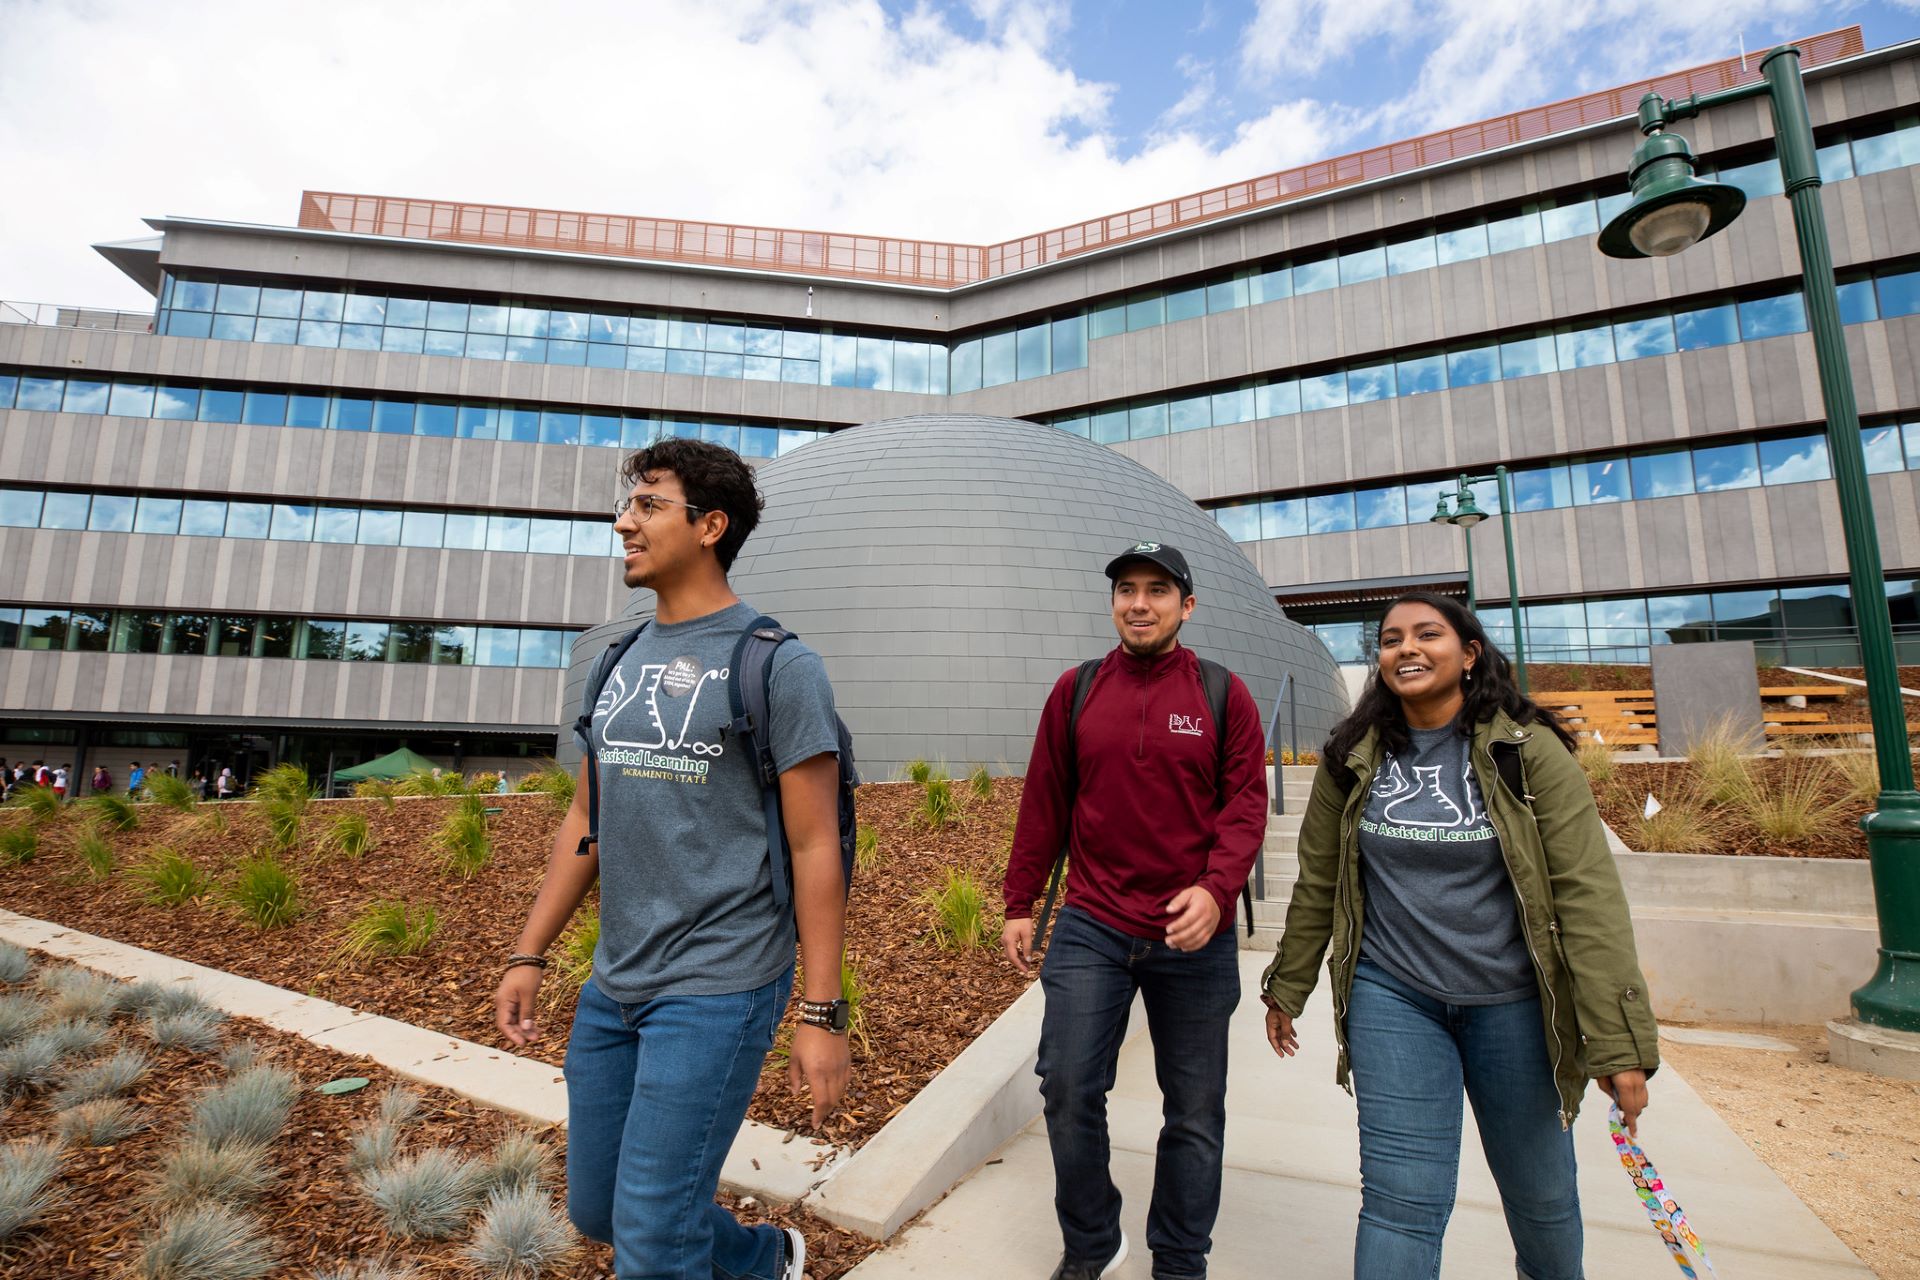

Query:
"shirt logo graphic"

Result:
[[660, 655, 702, 697], [1132, 541, 1162, 553], [1168, 713, 1205, 737], [1371, 756, 1487, 829], [594, 662, 729, 756]]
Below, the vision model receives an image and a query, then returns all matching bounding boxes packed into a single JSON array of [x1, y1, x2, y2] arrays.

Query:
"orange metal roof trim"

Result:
[[299, 27, 1864, 290]]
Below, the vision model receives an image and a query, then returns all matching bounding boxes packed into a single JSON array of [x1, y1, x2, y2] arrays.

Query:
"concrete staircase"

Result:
[[1242, 765, 1314, 949]]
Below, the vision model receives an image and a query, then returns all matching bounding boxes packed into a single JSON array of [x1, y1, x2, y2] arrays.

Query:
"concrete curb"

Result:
[[0, 909, 839, 1204]]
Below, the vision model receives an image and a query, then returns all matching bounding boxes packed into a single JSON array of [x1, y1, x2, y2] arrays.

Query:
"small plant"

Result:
[[73, 824, 115, 878], [0, 1140, 62, 1240], [433, 794, 491, 877], [146, 1009, 224, 1055], [133, 847, 210, 906], [904, 759, 933, 784], [1575, 738, 1616, 784], [313, 1264, 421, 1280], [0, 942, 30, 985], [7, 785, 63, 823], [318, 813, 374, 860], [969, 763, 995, 800], [1738, 759, 1843, 845], [350, 1123, 402, 1177], [261, 797, 305, 851], [38, 1018, 109, 1062], [464, 1184, 576, 1279], [80, 792, 139, 832], [193, 805, 230, 836], [250, 762, 314, 808], [854, 823, 881, 873], [376, 1085, 422, 1129], [1827, 751, 1881, 808], [148, 1138, 277, 1210], [144, 772, 198, 812], [52, 1047, 149, 1107], [0, 995, 45, 1047], [39, 968, 119, 1022], [924, 866, 989, 949], [114, 980, 173, 1016], [0, 825, 37, 866], [134, 1202, 276, 1280], [841, 953, 872, 1054], [362, 1147, 488, 1239], [919, 774, 961, 829], [188, 1065, 299, 1150], [149, 985, 223, 1021], [55, 1097, 145, 1147], [1634, 794, 1717, 854], [0, 1034, 63, 1098], [551, 909, 598, 989], [339, 901, 439, 961], [482, 1132, 552, 1196], [354, 778, 400, 806], [515, 762, 575, 812], [223, 853, 302, 929], [1686, 722, 1754, 806], [219, 1040, 265, 1074]]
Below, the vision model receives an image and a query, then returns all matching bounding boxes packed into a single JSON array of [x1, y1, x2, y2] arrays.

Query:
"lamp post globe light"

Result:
[[1432, 469, 1527, 693], [1599, 46, 1920, 1058]]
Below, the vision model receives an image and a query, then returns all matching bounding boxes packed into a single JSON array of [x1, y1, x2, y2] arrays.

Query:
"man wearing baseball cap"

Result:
[[1003, 541, 1268, 1280]]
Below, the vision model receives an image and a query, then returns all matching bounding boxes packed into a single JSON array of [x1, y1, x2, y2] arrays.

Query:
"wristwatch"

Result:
[[798, 998, 851, 1034]]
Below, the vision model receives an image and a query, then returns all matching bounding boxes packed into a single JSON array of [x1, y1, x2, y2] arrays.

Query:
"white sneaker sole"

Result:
[[1102, 1231, 1128, 1277], [784, 1225, 807, 1280]]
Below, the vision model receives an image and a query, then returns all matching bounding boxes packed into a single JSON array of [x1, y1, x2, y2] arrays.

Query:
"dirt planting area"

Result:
[[1589, 754, 1875, 858]]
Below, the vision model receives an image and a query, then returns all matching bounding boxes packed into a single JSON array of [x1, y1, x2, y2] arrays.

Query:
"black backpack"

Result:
[[572, 614, 858, 911], [1032, 654, 1256, 952]]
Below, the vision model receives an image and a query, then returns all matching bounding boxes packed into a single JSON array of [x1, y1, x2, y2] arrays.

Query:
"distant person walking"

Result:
[[1003, 541, 1267, 1280], [189, 770, 208, 800], [127, 761, 145, 799], [51, 765, 68, 800], [1260, 592, 1659, 1279], [91, 765, 112, 794], [215, 767, 236, 801]]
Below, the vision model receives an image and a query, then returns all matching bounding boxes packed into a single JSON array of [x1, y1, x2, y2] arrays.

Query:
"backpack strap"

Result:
[[1493, 738, 1529, 803], [1195, 658, 1256, 939], [574, 621, 649, 857], [726, 615, 797, 910], [1032, 658, 1104, 955]]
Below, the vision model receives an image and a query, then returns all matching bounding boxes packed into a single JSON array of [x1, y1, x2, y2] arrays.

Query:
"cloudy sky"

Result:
[[3, 0, 1916, 311]]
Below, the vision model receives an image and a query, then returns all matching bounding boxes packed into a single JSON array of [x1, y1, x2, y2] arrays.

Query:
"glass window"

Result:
[[445, 513, 487, 550], [1210, 385, 1255, 426], [1387, 236, 1438, 276], [1711, 589, 1778, 639], [1509, 464, 1572, 511], [1586, 596, 1650, 648], [343, 621, 388, 662], [1292, 258, 1337, 294], [463, 333, 506, 361], [578, 412, 619, 448], [1673, 302, 1740, 351], [297, 320, 342, 348], [67, 610, 111, 652], [179, 500, 226, 537], [1486, 208, 1543, 254], [1906, 422, 1920, 471], [380, 621, 431, 663], [1091, 408, 1129, 444], [980, 331, 1015, 388], [1249, 265, 1292, 305], [1126, 291, 1165, 331], [1555, 323, 1615, 369], [1647, 593, 1715, 644], [42, 492, 89, 529], [18, 608, 69, 650], [1539, 199, 1598, 242], [1165, 287, 1206, 323], [1863, 423, 1905, 474], [153, 385, 198, 419], [252, 317, 297, 344], [1852, 120, 1920, 174], [455, 404, 497, 440], [1759, 434, 1831, 485], [111, 612, 165, 655], [199, 388, 243, 423], [486, 514, 529, 553], [314, 507, 358, 543], [1435, 223, 1489, 265], [1498, 334, 1557, 379], [1346, 362, 1394, 403], [1307, 491, 1356, 533], [891, 342, 930, 395], [1048, 316, 1087, 376], [399, 511, 443, 548], [341, 295, 385, 326], [528, 518, 572, 555], [1836, 277, 1878, 325], [1877, 268, 1920, 319], [1260, 497, 1306, 539], [1127, 400, 1168, 439], [476, 627, 520, 667], [1630, 450, 1694, 499], [1817, 140, 1855, 183], [538, 411, 581, 446], [1570, 457, 1631, 505], [1338, 246, 1387, 285], [1300, 370, 1347, 412], [357, 509, 401, 545], [283, 393, 328, 429], [170, 279, 216, 312], [1214, 503, 1260, 543], [63, 380, 109, 414], [1692, 440, 1762, 492], [329, 396, 372, 432], [220, 502, 268, 539], [164, 311, 212, 339], [107, 382, 156, 418], [0, 490, 41, 527], [214, 284, 260, 317], [241, 391, 286, 426], [1168, 394, 1211, 433], [369, 400, 411, 435], [132, 496, 182, 535], [948, 338, 981, 393], [1014, 324, 1049, 381], [16, 377, 63, 411], [497, 407, 539, 442], [1396, 352, 1447, 395], [431, 624, 475, 665], [1738, 292, 1807, 341], [1720, 156, 1785, 199], [299, 291, 343, 322], [414, 402, 456, 438], [165, 613, 212, 655], [1206, 275, 1249, 313], [1255, 379, 1300, 418], [0, 374, 18, 407], [519, 630, 564, 668], [1524, 601, 1588, 656], [87, 495, 135, 532], [571, 520, 611, 556], [1446, 344, 1500, 387], [1089, 301, 1127, 339], [1613, 313, 1676, 359], [1354, 485, 1407, 529], [297, 619, 344, 660]]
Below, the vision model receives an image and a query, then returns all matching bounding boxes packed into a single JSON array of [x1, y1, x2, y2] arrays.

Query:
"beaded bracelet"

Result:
[[505, 953, 549, 971]]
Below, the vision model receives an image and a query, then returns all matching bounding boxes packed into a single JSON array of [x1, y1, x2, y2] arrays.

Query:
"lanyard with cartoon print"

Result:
[[1608, 1103, 1715, 1277]]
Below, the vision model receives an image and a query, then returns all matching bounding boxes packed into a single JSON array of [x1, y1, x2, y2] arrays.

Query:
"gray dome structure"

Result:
[[559, 415, 1346, 777]]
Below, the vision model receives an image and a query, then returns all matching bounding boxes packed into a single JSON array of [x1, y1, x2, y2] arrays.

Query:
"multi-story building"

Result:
[[3, 26, 1913, 786]]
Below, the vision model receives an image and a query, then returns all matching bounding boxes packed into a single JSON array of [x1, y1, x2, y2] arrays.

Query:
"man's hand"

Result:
[[1265, 1007, 1299, 1059], [1164, 886, 1221, 951], [1001, 917, 1036, 975], [788, 1023, 851, 1128], [1599, 1068, 1650, 1137], [494, 965, 544, 1048]]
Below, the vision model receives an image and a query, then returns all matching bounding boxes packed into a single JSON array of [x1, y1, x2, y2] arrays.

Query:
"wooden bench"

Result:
[[1533, 690, 1661, 745], [1758, 685, 1849, 699]]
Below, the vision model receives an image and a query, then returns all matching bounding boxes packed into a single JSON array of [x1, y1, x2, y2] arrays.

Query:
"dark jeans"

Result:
[[1036, 906, 1240, 1280], [1346, 959, 1583, 1280]]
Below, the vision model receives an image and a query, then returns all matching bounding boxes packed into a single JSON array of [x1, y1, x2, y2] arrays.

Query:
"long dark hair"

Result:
[[1324, 591, 1576, 774]]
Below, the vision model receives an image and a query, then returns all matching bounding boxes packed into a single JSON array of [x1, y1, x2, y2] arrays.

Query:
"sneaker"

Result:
[[782, 1225, 807, 1280], [1048, 1231, 1128, 1280]]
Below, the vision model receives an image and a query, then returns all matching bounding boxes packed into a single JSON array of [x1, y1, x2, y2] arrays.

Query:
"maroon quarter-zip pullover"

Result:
[[1004, 645, 1269, 940]]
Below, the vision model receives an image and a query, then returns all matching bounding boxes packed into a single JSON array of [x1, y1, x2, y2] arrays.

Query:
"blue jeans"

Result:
[[1036, 906, 1240, 1279], [1346, 959, 1582, 1280], [564, 971, 794, 1280]]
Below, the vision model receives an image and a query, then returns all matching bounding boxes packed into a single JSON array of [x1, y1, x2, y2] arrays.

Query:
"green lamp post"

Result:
[[1432, 469, 1528, 693], [1599, 45, 1920, 1040]]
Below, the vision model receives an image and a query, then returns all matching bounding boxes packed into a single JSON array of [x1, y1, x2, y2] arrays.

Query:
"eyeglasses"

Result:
[[613, 493, 710, 522]]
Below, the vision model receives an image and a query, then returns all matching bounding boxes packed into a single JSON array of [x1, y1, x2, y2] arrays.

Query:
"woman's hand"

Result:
[[1598, 1068, 1650, 1136], [1265, 1006, 1299, 1059]]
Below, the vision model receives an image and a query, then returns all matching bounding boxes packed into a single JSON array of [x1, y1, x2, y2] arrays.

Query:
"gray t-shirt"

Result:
[[1357, 722, 1534, 1005], [588, 601, 841, 1002]]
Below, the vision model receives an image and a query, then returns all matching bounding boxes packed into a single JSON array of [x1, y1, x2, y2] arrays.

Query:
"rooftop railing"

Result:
[[0, 301, 155, 334], [297, 27, 1863, 289]]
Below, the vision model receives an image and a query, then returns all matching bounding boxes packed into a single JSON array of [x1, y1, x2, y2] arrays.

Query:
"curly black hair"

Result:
[[618, 438, 765, 571]]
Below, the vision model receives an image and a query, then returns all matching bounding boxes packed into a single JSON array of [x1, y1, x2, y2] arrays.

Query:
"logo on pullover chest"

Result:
[[1168, 713, 1205, 737]]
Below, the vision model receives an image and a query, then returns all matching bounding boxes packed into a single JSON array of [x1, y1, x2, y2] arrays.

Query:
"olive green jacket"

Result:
[[1260, 710, 1659, 1125]]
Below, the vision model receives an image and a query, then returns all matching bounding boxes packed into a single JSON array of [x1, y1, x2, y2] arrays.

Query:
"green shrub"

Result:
[[134, 848, 209, 907], [73, 824, 115, 878], [464, 1184, 575, 1278], [7, 785, 62, 824], [854, 823, 881, 873], [918, 775, 961, 829], [353, 779, 400, 806], [394, 770, 468, 798], [0, 942, 29, 985], [0, 826, 37, 866], [318, 813, 374, 860], [147, 1137, 276, 1211], [146, 1010, 223, 1055], [969, 763, 995, 800], [133, 1202, 276, 1280], [842, 953, 871, 1054], [249, 762, 313, 809], [515, 762, 575, 812], [53, 1048, 148, 1108], [0, 1140, 62, 1240], [188, 1066, 299, 1151], [223, 854, 301, 929], [193, 805, 229, 836], [80, 792, 138, 832], [433, 795, 491, 878], [56, 1097, 145, 1147], [362, 1147, 488, 1239], [553, 908, 599, 989], [924, 867, 989, 949], [903, 759, 933, 784], [1737, 759, 1843, 844], [338, 901, 438, 961], [144, 772, 198, 812]]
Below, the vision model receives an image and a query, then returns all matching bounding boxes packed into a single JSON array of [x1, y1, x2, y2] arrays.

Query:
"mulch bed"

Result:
[[1593, 756, 1872, 858], [0, 780, 1035, 1152], [0, 955, 879, 1279]]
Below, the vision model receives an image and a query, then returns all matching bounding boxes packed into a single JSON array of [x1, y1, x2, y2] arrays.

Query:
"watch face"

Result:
[[830, 1001, 850, 1032]]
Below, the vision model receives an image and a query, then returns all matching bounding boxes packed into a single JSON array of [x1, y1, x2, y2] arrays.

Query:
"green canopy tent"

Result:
[[330, 747, 442, 785]]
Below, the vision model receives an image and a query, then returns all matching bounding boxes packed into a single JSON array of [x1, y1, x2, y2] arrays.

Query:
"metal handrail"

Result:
[[1251, 671, 1301, 909], [0, 301, 155, 333]]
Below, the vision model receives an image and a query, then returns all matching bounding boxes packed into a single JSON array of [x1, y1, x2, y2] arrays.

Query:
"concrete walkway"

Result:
[[848, 953, 1873, 1278]]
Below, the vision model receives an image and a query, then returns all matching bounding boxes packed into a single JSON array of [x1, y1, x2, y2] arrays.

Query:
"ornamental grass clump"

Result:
[[464, 1184, 577, 1280], [1736, 758, 1844, 845], [1633, 791, 1716, 854], [80, 792, 139, 832], [73, 824, 115, 878], [515, 762, 575, 812], [148, 985, 223, 1022], [924, 866, 989, 950], [55, 1097, 146, 1147], [1686, 722, 1754, 806], [481, 1132, 552, 1197], [1575, 738, 1616, 784], [36, 1018, 110, 1063], [39, 968, 119, 1022], [148, 1138, 277, 1211], [1827, 750, 1881, 809], [188, 1065, 299, 1150], [433, 795, 491, 878], [0, 825, 37, 867], [841, 953, 872, 1054], [0, 942, 30, 985], [0, 995, 45, 1047], [552, 909, 598, 990], [854, 823, 881, 873], [223, 853, 302, 929], [7, 784, 62, 824], [338, 901, 438, 961], [313, 1264, 421, 1280], [318, 813, 374, 860], [219, 1040, 265, 1074], [133, 847, 210, 907], [349, 1087, 421, 1177], [250, 762, 314, 808], [144, 772, 198, 812], [919, 774, 961, 829], [903, 759, 933, 784], [146, 1008, 224, 1055], [969, 763, 995, 800], [362, 1147, 488, 1239], [0, 1139, 62, 1240], [114, 980, 173, 1017], [133, 1202, 276, 1280], [52, 1048, 149, 1107], [0, 1034, 64, 1098]]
